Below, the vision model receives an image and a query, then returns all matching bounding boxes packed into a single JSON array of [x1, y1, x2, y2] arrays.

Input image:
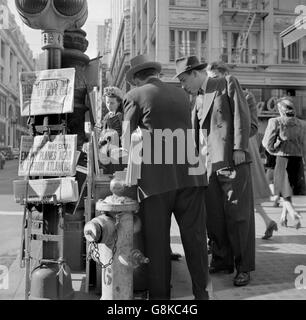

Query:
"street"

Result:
[[0, 159, 19, 195], [1, 161, 306, 300], [0, 160, 23, 275]]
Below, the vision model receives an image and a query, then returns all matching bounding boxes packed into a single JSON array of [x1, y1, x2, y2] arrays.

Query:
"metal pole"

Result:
[[42, 43, 62, 262]]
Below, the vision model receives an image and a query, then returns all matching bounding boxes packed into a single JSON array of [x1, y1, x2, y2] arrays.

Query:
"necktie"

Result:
[[198, 88, 204, 95]]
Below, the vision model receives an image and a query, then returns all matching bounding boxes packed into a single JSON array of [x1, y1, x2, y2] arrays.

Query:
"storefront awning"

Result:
[[280, 16, 306, 47]]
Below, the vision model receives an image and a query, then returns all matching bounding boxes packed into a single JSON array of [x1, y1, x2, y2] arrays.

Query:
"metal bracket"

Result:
[[31, 234, 62, 243]]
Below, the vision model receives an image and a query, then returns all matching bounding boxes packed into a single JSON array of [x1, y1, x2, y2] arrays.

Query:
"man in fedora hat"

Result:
[[122, 54, 209, 300], [175, 56, 255, 287]]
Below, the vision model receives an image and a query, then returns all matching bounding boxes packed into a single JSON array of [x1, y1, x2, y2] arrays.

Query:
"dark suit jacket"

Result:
[[193, 75, 251, 176], [122, 78, 207, 201]]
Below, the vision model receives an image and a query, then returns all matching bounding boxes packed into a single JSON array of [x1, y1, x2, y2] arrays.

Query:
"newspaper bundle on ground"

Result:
[[18, 135, 78, 177], [13, 177, 79, 204], [19, 68, 75, 116]]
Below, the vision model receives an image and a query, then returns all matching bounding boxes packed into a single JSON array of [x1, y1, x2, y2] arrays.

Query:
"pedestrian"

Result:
[[175, 56, 255, 287], [206, 61, 278, 240], [262, 96, 306, 229], [122, 54, 209, 300], [98, 86, 124, 174], [99, 86, 124, 147], [264, 150, 280, 207]]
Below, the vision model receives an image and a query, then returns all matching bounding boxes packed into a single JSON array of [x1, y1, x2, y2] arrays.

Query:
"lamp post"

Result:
[[15, 0, 88, 299]]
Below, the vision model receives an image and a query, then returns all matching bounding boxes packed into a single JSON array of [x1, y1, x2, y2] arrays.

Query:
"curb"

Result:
[[0, 211, 23, 216], [0, 254, 25, 300]]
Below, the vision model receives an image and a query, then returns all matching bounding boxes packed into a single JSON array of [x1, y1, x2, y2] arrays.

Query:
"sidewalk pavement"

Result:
[[1, 196, 306, 300]]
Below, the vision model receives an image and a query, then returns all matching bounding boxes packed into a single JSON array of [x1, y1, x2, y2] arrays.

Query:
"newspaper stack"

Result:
[[125, 128, 143, 187]]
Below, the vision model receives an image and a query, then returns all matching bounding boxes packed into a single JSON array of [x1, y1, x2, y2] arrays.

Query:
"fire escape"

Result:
[[220, 0, 270, 64]]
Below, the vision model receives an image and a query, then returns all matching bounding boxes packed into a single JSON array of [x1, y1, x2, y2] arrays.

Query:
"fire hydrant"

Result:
[[84, 172, 149, 300]]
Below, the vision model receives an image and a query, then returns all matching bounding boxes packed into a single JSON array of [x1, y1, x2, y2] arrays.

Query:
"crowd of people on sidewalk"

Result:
[[95, 54, 306, 300]]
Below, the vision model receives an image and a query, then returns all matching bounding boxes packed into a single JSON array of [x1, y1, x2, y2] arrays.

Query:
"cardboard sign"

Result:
[[19, 68, 75, 116], [18, 135, 77, 177]]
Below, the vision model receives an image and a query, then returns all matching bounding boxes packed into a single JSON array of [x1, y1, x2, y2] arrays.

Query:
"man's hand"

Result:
[[233, 150, 246, 166]]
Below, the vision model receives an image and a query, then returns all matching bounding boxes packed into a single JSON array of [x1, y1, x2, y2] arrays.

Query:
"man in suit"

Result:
[[175, 56, 255, 287], [122, 54, 209, 300]]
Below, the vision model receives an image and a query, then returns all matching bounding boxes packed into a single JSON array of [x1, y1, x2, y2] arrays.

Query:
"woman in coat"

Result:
[[262, 96, 306, 229]]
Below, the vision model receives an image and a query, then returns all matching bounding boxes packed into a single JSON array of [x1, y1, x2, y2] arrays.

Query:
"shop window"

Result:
[[286, 89, 296, 97]]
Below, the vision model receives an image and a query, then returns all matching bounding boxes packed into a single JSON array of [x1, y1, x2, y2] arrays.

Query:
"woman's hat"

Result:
[[103, 86, 123, 100], [126, 54, 162, 86], [276, 96, 296, 116], [174, 56, 207, 79]]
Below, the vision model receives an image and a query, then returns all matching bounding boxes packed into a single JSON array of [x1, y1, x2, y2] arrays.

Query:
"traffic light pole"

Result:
[[41, 32, 63, 261]]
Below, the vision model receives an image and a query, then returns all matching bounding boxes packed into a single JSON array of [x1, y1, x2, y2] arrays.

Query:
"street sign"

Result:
[[19, 68, 75, 116], [18, 134, 78, 177]]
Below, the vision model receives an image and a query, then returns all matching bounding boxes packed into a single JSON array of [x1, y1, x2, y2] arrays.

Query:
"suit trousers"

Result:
[[206, 163, 255, 273], [139, 186, 209, 300]]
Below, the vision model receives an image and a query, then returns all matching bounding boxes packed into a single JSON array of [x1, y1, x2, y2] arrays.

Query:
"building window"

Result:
[[221, 32, 229, 62], [302, 38, 306, 64], [273, 0, 279, 10], [0, 66, 3, 82], [0, 94, 6, 117], [201, 31, 207, 62], [178, 31, 186, 57], [231, 32, 240, 63], [240, 0, 249, 9], [222, 31, 260, 64], [170, 30, 175, 61], [170, 29, 207, 62], [10, 51, 13, 83], [1, 40, 5, 59], [273, 33, 279, 64], [282, 41, 299, 63], [189, 31, 197, 56], [200, 0, 207, 8]]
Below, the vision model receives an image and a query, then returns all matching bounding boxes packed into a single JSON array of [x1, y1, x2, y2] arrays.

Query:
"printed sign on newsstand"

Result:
[[18, 135, 78, 177], [19, 68, 75, 116]]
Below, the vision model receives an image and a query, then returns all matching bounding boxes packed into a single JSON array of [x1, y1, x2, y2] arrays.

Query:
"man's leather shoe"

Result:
[[209, 265, 234, 274], [233, 272, 250, 286]]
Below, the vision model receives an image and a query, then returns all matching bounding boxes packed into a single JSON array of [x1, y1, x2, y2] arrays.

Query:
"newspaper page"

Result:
[[18, 135, 78, 177], [19, 68, 75, 116]]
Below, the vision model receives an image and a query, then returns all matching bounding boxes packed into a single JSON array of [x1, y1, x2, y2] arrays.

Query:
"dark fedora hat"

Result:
[[174, 56, 207, 79], [126, 54, 162, 85]]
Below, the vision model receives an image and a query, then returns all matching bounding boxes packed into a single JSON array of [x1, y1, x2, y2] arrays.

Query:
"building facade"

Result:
[[108, 0, 306, 137], [0, 0, 35, 148]]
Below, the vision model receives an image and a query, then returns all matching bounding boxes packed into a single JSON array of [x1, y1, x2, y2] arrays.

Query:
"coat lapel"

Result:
[[199, 79, 218, 128]]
